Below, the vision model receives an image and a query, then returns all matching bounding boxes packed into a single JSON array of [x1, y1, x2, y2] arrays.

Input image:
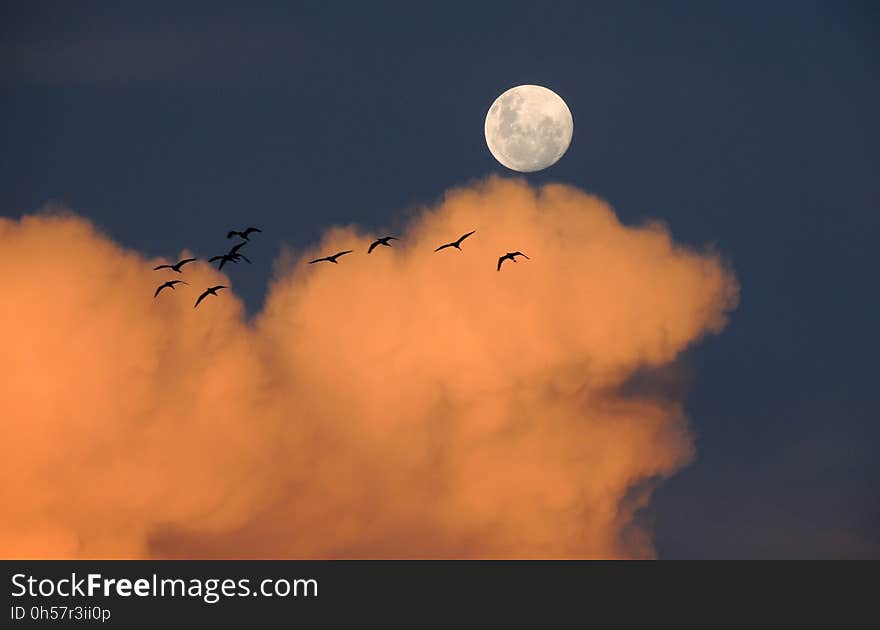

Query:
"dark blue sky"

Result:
[[2, 1, 877, 558]]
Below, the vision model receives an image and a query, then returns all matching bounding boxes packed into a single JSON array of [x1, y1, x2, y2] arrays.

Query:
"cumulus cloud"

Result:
[[0, 177, 738, 558]]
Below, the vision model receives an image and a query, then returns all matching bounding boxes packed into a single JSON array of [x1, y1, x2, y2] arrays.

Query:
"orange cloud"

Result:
[[0, 177, 738, 559]]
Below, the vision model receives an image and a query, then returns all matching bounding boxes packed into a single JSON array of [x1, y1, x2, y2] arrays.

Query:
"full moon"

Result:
[[484, 85, 573, 172]]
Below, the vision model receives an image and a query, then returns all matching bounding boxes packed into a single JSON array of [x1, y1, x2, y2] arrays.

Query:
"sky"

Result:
[[1, 1, 878, 558]]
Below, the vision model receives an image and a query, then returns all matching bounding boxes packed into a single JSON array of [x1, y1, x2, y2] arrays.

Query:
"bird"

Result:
[[368, 236, 398, 253], [153, 257, 196, 273], [208, 253, 249, 270], [227, 227, 262, 240], [227, 241, 248, 256], [208, 254, 230, 269], [309, 250, 353, 264], [208, 241, 253, 269], [497, 251, 530, 271], [153, 280, 187, 298], [194, 285, 227, 308], [434, 230, 476, 252]]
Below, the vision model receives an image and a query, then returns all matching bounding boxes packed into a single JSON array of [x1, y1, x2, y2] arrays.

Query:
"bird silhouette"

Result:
[[153, 257, 196, 273], [194, 285, 227, 308], [227, 227, 262, 240], [208, 253, 249, 270], [309, 250, 353, 264], [497, 251, 530, 271], [209, 254, 231, 269], [153, 280, 188, 298], [227, 241, 248, 256], [434, 230, 476, 252], [368, 236, 398, 253], [208, 242, 253, 269]]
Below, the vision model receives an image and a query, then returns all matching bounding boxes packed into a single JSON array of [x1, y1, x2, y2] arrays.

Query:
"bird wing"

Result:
[[513, 252, 529, 259], [208, 255, 224, 262], [153, 264, 171, 270], [497, 256, 505, 271], [154, 284, 167, 298], [227, 230, 239, 239], [212, 285, 227, 292], [309, 257, 328, 264], [237, 254, 252, 263], [244, 227, 262, 236], [368, 240, 380, 254], [178, 258, 196, 267], [229, 242, 247, 255], [194, 291, 209, 308], [337, 250, 353, 258], [434, 243, 452, 252], [218, 257, 229, 269], [457, 230, 476, 244]]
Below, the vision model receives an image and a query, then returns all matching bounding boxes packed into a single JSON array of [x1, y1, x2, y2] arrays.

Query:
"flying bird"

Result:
[[208, 253, 250, 270], [207, 241, 253, 269], [153, 257, 196, 273], [194, 285, 227, 308], [209, 240, 252, 268], [227, 227, 262, 240], [153, 280, 187, 298], [309, 250, 353, 264], [434, 230, 476, 252], [497, 251, 530, 271], [227, 241, 248, 256], [208, 254, 231, 269], [367, 236, 398, 253]]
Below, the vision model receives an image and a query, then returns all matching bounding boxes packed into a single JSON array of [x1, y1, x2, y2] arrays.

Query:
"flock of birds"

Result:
[[152, 226, 262, 307], [153, 227, 529, 308], [305, 230, 529, 268]]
